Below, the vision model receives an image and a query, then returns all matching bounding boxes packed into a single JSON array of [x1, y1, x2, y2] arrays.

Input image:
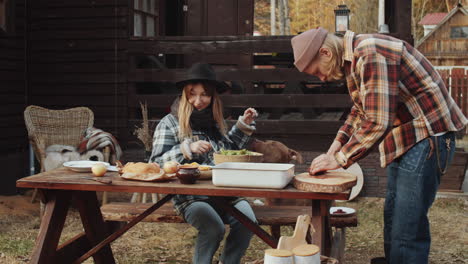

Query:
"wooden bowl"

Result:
[[213, 152, 264, 165], [198, 165, 212, 180], [199, 170, 212, 180]]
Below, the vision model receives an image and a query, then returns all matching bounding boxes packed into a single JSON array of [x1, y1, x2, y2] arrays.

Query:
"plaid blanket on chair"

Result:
[[78, 127, 122, 164]]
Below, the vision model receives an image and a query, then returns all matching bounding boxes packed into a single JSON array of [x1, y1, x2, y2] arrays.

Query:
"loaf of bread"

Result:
[[120, 162, 160, 174], [117, 161, 174, 182]]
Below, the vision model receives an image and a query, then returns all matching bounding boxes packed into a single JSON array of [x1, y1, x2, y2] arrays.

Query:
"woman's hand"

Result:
[[326, 140, 342, 155], [309, 154, 340, 175], [189, 140, 212, 154], [242, 108, 258, 124]]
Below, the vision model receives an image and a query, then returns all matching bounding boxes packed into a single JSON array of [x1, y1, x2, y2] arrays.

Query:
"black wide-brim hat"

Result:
[[176, 63, 229, 93]]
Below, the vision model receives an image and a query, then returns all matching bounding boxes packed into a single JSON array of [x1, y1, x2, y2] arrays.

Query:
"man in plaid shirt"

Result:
[[291, 28, 467, 264]]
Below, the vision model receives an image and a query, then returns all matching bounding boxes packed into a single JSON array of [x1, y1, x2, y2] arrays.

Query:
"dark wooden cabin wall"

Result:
[[27, 0, 129, 143], [0, 0, 28, 194]]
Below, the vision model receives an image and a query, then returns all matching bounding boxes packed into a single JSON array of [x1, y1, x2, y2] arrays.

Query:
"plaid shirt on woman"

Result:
[[334, 31, 467, 168], [149, 113, 255, 214]]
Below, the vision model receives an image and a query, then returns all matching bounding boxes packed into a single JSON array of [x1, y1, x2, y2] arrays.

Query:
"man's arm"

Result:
[[335, 53, 399, 168]]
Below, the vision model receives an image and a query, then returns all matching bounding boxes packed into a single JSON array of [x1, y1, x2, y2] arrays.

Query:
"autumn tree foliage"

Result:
[[255, 0, 378, 36], [254, 0, 461, 42]]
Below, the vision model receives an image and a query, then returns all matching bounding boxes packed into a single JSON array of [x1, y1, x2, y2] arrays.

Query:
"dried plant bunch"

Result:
[[133, 102, 153, 151]]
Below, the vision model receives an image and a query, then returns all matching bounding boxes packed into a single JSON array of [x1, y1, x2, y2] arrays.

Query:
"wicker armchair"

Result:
[[24, 105, 95, 172], [24, 105, 111, 205]]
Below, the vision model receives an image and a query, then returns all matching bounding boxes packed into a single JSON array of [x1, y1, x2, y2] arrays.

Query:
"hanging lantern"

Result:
[[334, 4, 350, 35]]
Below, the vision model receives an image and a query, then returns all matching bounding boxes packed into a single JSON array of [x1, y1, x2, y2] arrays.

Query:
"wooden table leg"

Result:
[[74, 191, 116, 264], [212, 198, 279, 248], [311, 200, 332, 256], [73, 194, 174, 263], [30, 190, 71, 264]]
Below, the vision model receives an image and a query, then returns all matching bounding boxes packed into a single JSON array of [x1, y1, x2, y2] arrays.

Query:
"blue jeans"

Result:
[[183, 199, 256, 264], [384, 132, 455, 264]]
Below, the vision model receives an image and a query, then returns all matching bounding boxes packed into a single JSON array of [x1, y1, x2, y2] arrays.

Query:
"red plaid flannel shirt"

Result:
[[335, 31, 467, 168]]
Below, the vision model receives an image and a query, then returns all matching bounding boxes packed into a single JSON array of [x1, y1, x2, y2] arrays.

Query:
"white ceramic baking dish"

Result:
[[212, 162, 295, 189]]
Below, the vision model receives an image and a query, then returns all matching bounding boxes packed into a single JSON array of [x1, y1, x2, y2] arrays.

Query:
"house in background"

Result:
[[416, 3, 468, 66]]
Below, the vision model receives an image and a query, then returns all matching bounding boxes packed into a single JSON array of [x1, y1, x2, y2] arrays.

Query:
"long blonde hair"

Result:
[[178, 82, 227, 140], [318, 33, 344, 81]]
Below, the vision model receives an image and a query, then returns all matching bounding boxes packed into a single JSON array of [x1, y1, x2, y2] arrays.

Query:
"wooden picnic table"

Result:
[[17, 167, 350, 264]]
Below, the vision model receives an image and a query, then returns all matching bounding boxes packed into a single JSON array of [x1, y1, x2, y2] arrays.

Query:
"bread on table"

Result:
[[116, 161, 174, 181]]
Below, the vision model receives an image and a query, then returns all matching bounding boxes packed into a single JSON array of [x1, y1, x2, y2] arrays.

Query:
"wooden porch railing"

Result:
[[126, 37, 468, 150], [126, 36, 350, 150], [438, 67, 468, 134]]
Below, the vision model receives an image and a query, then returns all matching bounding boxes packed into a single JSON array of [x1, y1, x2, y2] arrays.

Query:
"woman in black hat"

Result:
[[149, 63, 258, 264]]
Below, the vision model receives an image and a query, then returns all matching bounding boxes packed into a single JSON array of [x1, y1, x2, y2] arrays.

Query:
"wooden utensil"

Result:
[[293, 171, 357, 193], [277, 215, 311, 251]]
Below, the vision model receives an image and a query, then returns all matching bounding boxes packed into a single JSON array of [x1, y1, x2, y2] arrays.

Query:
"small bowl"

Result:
[[176, 165, 200, 184], [198, 165, 212, 180]]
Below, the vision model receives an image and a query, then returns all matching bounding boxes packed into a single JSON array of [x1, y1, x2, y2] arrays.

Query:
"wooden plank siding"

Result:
[[27, 0, 129, 143], [128, 36, 294, 54], [129, 94, 351, 109], [129, 68, 318, 82], [0, 0, 28, 194], [126, 36, 350, 150]]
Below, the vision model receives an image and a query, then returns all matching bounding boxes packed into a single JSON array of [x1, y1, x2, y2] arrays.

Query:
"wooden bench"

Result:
[[101, 202, 357, 237], [101, 202, 357, 262]]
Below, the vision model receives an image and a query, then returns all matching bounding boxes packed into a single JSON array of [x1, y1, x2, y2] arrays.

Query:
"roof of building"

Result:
[[418, 13, 447, 25]]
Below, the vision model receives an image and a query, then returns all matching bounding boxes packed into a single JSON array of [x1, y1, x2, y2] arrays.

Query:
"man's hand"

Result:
[[326, 140, 342, 155], [189, 140, 212, 154], [309, 154, 340, 175]]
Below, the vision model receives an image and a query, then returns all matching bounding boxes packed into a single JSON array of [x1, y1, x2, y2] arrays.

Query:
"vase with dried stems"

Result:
[[133, 102, 153, 161]]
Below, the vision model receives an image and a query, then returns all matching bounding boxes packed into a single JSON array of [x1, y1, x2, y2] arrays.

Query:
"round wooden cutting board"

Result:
[[293, 171, 357, 193]]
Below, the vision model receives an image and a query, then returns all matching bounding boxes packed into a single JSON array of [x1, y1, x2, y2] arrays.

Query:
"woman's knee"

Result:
[[184, 201, 225, 238], [206, 222, 226, 242]]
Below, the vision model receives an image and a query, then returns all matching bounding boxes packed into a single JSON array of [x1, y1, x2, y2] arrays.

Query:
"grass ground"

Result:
[[0, 192, 466, 264]]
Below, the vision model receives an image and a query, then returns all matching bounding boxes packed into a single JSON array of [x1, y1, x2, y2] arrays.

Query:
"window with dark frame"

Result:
[[450, 26, 468, 39], [133, 0, 158, 37], [0, 0, 7, 32], [0, 0, 14, 35]]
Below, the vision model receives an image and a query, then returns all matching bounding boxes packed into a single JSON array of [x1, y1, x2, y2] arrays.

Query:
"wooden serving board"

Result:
[[293, 171, 357, 193]]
